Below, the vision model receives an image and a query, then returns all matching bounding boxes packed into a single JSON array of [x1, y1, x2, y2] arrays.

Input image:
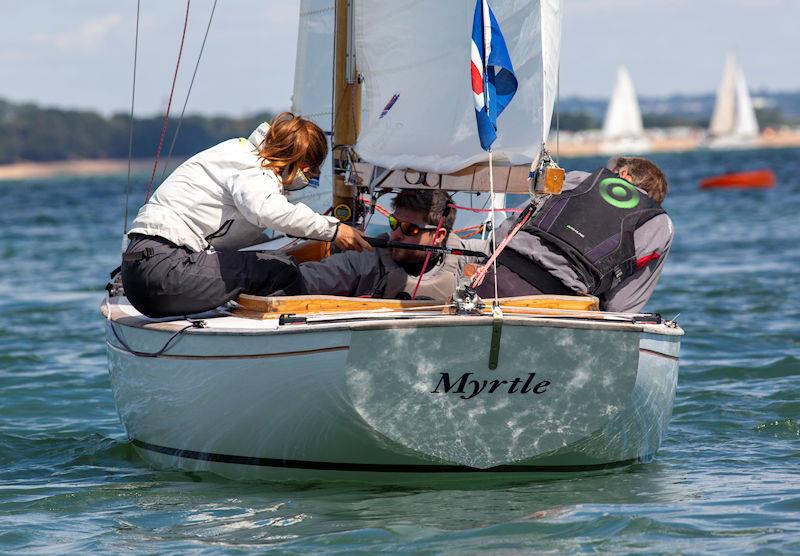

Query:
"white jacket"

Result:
[[128, 124, 339, 252]]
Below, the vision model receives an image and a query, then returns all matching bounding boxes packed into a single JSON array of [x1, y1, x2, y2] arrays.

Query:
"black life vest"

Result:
[[521, 168, 665, 295]]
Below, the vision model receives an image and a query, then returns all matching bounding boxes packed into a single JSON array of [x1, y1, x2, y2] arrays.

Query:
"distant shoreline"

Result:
[[0, 159, 156, 181], [2, 132, 799, 182], [553, 128, 800, 157]]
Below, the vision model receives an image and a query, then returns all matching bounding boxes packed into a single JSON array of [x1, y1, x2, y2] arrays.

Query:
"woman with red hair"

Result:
[[121, 112, 370, 318]]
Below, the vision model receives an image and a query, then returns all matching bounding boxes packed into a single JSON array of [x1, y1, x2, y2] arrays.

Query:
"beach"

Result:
[[0, 159, 157, 181], [553, 128, 800, 157]]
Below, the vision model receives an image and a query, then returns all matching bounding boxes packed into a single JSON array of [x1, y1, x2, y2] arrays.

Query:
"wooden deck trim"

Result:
[[233, 294, 600, 320]]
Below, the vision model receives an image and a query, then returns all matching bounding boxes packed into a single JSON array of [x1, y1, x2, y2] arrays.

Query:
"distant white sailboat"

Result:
[[601, 65, 650, 155], [706, 53, 759, 149]]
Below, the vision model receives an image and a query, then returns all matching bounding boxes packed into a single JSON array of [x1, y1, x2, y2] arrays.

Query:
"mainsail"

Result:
[[288, 0, 335, 213], [602, 65, 645, 140], [733, 67, 759, 138], [353, 0, 561, 174], [600, 65, 649, 155]]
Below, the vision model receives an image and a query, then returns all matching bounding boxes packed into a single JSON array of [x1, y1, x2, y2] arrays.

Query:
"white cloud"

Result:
[[33, 14, 123, 51]]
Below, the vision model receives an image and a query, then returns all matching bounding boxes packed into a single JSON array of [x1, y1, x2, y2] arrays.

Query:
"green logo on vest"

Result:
[[599, 177, 640, 209]]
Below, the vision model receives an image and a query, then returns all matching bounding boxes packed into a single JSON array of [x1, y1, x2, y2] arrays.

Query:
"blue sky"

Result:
[[1, 0, 798, 117]]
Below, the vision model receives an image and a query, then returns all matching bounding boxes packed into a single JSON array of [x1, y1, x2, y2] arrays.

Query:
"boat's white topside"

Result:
[[102, 296, 684, 338], [103, 294, 683, 477]]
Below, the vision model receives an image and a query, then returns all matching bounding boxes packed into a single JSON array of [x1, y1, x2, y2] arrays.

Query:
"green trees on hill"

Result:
[[0, 99, 274, 164]]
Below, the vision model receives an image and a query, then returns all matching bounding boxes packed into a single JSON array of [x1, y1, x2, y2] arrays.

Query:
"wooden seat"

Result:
[[233, 293, 599, 319]]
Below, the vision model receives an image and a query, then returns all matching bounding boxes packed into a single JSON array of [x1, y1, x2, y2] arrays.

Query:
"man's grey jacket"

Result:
[[490, 170, 673, 313]]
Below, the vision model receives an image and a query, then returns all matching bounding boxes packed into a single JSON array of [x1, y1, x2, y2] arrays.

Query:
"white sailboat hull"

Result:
[[703, 134, 758, 151], [104, 297, 681, 482], [600, 136, 652, 156]]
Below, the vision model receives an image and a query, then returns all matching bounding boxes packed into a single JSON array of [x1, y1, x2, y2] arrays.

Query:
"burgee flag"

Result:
[[470, 0, 518, 151]]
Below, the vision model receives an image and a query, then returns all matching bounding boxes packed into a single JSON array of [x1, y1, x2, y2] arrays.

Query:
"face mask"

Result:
[[282, 168, 320, 192]]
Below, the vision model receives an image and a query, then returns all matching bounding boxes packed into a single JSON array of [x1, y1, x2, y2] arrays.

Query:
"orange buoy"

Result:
[[699, 169, 776, 189]]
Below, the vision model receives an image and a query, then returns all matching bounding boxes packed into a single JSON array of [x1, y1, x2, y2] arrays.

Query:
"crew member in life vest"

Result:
[[475, 157, 673, 313], [121, 112, 371, 318], [300, 190, 476, 300]]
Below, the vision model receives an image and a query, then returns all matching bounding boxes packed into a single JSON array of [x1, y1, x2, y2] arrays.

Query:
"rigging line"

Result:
[[144, 0, 192, 203], [448, 203, 521, 214], [160, 0, 219, 183], [458, 227, 484, 239], [556, 62, 560, 163], [470, 204, 533, 288], [410, 213, 447, 300], [351, 83, 358, 146], [488, 149, 499, 305], [478, 0, 499, 307], [122, 0, 141, 249], [109, 319, 200, 358]]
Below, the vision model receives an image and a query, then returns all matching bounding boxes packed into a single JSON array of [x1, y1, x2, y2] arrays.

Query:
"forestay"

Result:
[[354, 0, 561, 175]]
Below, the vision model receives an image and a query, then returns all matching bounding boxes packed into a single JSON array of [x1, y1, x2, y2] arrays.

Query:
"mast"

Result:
[[331, 0, 361, 224]]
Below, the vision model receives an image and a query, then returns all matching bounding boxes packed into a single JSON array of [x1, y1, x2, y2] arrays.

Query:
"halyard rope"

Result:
[[144, 0, 192, 203], [410, 212, 447, 299], [160, 0, 219, 182], [487, 150, 500, 308], [122, 0, 141, 252]]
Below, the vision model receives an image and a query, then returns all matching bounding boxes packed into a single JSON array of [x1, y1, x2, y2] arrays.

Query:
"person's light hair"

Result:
[[609, 156, 668, 203], [258, 112, 327, 186]]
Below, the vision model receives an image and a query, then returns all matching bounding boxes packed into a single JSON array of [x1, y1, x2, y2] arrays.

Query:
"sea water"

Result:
[[1, 148, 798, 553]]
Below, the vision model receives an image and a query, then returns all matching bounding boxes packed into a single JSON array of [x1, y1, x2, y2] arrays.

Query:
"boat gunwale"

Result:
[[102, 297, 683, 337]]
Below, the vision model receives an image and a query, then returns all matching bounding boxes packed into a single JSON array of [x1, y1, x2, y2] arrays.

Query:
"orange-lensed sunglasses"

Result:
[[388, 215, 437, 237]]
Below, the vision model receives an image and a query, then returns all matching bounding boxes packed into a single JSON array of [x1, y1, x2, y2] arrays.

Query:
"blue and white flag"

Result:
[[470, 0, 518, 151]]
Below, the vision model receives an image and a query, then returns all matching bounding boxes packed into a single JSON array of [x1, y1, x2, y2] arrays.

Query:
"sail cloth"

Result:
[[602, 66, 645, 140], [733, 67, 759, 138], [289, 0, 335, 214], [708, 52, 758, 141], [709, 53, 737, 137], [471, 0, 517, 151], [354, 0, 561, 175]]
